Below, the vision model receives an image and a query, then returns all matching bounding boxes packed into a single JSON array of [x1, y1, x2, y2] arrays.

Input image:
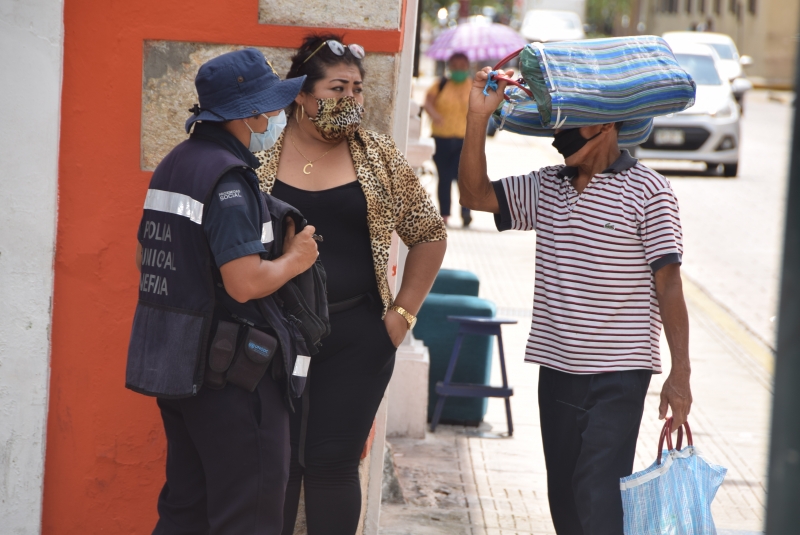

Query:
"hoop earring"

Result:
[[295, 104, 306, 124]]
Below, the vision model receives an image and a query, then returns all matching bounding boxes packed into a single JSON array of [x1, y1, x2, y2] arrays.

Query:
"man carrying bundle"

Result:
[[458, 66, 693, 534]]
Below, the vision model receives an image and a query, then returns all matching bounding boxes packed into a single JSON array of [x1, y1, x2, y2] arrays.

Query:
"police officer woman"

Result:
[[127, 48, 318, 534], [255, 34, 448, 535]]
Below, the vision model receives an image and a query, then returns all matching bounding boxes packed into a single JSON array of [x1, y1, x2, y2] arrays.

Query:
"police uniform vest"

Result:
[[126, 137, 304, 398]]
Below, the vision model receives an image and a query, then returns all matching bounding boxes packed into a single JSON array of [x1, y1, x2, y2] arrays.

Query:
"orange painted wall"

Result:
[[44, 1, 405, 532]]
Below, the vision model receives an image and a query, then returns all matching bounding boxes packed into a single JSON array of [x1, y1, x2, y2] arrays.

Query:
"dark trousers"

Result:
[[282, 300, 397, 535], [432, 137, 469, 218], [538, 366, 652, 535], [153, 373, 290, 535]]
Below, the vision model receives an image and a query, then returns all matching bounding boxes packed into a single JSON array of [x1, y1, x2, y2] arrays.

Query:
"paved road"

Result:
[[643, 90, 793, 348]]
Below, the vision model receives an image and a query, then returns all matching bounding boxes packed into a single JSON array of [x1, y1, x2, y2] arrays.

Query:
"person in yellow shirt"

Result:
[[424, 52, 472, 227]]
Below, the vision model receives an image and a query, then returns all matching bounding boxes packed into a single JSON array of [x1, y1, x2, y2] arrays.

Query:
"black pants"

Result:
[[538, 366, 652, 535], [282, 300, 397, 535], [153, 373, 290, 535], [433, 136, 470, 219]]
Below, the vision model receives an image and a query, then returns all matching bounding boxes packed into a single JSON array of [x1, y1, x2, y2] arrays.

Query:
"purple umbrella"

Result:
[[426, 20, 528, 62]]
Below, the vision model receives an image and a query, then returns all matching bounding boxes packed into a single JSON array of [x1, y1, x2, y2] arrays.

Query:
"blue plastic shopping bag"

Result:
[[620, 419, 727, 535]]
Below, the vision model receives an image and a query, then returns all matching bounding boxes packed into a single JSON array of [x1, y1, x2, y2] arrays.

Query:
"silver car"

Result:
[[663, 32, 754, 110], [636, 43, 740, 177]]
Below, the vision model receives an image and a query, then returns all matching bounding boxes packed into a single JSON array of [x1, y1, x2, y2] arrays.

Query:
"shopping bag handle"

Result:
[[656, 417, 694, 465], [489, 74, 533, 99], [493, 48, 524, 71], [487, 47, 534, 100]]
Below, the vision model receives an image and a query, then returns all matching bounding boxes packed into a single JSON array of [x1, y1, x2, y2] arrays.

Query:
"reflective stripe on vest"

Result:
[[261, 222, 274, 244], [144, 189, 204, 224]]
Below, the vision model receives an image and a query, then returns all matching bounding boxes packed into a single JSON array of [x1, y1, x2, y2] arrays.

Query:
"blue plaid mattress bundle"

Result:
[[493, 88, 655, 147], [491, 36, 696, 146]]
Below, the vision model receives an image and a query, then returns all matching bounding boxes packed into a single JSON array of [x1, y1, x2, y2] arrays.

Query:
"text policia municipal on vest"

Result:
[[139, 220, 176, 296]]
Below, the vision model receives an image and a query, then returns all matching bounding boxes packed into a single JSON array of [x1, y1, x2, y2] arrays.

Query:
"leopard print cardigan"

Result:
[[255, 128, 448, 316]]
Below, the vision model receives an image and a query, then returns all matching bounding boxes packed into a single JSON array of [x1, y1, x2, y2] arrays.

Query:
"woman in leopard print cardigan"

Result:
[[256, 34, 447, 535]]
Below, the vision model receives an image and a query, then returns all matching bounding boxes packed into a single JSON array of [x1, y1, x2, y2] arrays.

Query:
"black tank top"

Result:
[[271, 180, 378, 303]]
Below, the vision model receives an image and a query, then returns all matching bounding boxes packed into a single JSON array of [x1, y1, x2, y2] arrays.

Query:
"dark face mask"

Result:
[[552, 128, 602, 158]]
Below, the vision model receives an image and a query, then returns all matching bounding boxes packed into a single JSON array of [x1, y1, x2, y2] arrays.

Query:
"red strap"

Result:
[[491, 74, 534, 99], [656, 418, 672, 465], [488, 47, 533, 101], [493, 48, 524, 71], [683, 420, 694, 446], [674, 420, 694, 449], [655, 418, 694, 465]]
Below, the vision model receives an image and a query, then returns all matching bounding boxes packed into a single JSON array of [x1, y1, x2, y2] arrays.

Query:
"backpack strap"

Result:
[[276, 267, 330, 356], [428, 76, 449, 113], [298, 369, 311, 467], [261, 193, 331, 354]]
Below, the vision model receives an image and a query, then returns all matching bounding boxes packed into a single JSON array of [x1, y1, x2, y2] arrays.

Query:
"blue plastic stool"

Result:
[[430, 316, 518, 435]]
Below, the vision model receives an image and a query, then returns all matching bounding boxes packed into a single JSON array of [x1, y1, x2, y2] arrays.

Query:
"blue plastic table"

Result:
[[430, 316, 518, 435]]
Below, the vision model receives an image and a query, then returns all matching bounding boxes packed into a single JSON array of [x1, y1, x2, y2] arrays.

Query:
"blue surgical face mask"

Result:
[[245, 110, 287, 153]]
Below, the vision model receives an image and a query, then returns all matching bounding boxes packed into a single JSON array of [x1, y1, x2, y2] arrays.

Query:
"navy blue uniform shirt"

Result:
[[191, 122, 272, 328]]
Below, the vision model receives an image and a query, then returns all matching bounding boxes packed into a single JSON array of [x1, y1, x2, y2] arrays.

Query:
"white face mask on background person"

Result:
[[245, 110, 287, 152]]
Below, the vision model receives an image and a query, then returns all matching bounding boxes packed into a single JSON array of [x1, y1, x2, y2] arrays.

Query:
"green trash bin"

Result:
[[414, 293, 496, 425], [430, 268, 480, 297]]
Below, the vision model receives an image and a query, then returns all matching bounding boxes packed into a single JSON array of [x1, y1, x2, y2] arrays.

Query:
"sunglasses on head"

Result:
[[303, 40, 366, 64]]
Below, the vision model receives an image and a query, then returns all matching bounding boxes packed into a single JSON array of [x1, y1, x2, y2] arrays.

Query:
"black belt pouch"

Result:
[[226, 326, 278, 392], [205, 320, 240, 389]]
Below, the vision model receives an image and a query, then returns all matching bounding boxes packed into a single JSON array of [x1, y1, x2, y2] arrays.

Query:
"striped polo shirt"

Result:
[[492, 150, 683, 374]]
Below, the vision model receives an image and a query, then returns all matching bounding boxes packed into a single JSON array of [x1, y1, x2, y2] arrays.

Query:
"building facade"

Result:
[[625, 0, 798, 88]]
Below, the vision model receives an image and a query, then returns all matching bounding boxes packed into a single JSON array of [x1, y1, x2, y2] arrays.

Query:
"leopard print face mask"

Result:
[[309, 96, 365, 142]]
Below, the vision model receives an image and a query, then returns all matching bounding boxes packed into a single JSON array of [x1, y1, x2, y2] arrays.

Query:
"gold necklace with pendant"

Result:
[[290, 133, 337, 175]]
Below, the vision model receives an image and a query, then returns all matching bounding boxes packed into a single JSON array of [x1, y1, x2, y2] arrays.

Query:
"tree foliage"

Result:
[[586, 0, 631, 35]]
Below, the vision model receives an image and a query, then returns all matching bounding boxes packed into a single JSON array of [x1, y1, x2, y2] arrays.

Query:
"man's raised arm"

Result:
[[458, 67, 513, 214]]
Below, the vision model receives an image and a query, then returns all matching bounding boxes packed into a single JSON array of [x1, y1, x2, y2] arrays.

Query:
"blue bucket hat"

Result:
[[185, 48, 306, 133]]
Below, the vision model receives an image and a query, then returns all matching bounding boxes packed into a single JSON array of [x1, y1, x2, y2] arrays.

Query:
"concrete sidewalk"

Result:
[[378, 131, 772, 534]]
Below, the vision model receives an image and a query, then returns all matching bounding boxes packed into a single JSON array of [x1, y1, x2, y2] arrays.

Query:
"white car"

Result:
[[637, 43, 740, 177], [520, 10, 585, 43], [663, 32, 753, 107]]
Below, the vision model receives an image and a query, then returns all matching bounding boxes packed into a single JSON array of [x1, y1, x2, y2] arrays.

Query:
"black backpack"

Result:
[[263, 194, 331, 355]]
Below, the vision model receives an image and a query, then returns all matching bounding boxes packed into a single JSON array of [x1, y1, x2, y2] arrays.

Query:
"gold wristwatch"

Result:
[[389, 305, 417, 330]]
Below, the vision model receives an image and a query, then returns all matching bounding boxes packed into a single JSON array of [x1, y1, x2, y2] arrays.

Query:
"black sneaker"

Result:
[[462, 210, 472, 228]]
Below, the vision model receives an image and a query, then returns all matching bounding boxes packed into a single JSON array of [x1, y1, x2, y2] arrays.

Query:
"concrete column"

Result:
[[387, 334, 430, 439], [383, 0, 432, 443], [385, 237, 431, 440], [362, 2, 425, 530], [0, 0, 64, 532]]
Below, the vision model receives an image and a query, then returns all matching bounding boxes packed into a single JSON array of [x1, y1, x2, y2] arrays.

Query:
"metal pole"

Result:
[[765, 10, 800, 532]]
